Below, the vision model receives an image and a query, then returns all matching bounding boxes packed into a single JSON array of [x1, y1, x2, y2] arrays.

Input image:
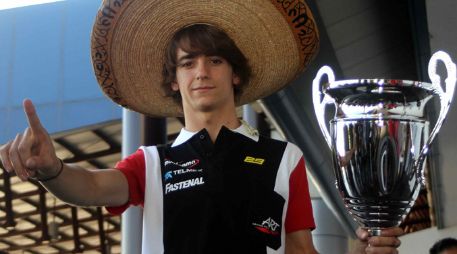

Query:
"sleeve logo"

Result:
[[252, 217, 280, 235]]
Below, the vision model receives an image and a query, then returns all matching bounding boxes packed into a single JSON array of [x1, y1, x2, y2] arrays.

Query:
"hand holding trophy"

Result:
[[312, 51, 456, 236]]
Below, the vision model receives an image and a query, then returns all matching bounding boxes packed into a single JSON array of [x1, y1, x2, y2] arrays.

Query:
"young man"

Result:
[[0, 0, 403, 253], [430, 238, 457, 254]]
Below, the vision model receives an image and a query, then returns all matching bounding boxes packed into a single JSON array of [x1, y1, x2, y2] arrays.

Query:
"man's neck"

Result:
[[183, 109, 241, 143]]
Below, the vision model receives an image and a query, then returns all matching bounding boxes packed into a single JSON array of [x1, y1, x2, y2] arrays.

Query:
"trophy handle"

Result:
[[417, 51, 457, 179], [426, 51, 456, 145], [312, 66, 336, 149]]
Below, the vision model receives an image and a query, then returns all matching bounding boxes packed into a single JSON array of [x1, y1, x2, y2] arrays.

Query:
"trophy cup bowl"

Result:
[[312, 51, 456, 236]]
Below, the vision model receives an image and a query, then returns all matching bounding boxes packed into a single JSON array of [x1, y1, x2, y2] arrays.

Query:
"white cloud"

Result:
[[0, 0, 64, 11]]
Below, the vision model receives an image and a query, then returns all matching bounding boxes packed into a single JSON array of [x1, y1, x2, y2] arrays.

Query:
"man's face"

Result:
[[172, 48, 240, 114], [441, 247, 457, 254]]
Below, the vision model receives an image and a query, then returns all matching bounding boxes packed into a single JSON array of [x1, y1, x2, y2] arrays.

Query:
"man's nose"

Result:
[[195, 60, 209, 80]]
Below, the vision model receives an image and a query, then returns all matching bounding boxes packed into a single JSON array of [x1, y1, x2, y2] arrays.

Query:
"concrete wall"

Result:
[[399, 226, 457, 253]]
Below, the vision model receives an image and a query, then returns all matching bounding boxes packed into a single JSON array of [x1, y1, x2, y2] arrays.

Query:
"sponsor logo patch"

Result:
[[164, 171, 173, 181], [244, 156, 265, 165], [252, 218, 280, 236], [164, 159, 200, 168], [163, 168, 204, 182], [165, 177, 205, 194]]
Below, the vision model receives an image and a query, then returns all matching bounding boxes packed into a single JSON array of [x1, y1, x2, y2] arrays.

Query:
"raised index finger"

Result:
[[23, 99, 45, 133]]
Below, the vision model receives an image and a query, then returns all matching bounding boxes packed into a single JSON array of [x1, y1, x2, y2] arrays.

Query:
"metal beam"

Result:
[[38, 187, 50, 243], [97, 207, 107, 254], [71, 207, 84, 253], [2, 169, 16, 230], [3, 227, 120, 252], [54, 137, 120, 165]]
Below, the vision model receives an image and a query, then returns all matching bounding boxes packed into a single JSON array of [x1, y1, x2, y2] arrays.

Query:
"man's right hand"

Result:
[[0, 99, 61, 181], [351, 227, 403, 254], [1, 99, 129, 207]]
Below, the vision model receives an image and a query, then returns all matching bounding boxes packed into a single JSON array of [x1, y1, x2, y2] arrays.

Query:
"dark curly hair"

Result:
[[161, 24, 252, 105], [430, 238, 457, 254]]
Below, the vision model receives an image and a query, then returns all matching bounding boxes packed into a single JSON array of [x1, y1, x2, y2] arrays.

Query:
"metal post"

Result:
[[71, 207, 83, 253], [121, 109, 143, 254], [2, 170, 16, 230], [97, 207, 107, 254], [142, 117, 167, 146], [243, 104, 258, 128], [39, 187, 50, 243]]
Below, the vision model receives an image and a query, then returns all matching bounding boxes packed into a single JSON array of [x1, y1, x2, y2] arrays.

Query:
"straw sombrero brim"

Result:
[[91, 0, 319, 117]]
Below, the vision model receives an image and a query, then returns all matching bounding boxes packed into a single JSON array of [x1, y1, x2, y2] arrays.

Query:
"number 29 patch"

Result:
[[244, 156, 265, 165]]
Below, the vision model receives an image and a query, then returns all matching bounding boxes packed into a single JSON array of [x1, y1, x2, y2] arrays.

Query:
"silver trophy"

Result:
[[312, 51, 456, 236]]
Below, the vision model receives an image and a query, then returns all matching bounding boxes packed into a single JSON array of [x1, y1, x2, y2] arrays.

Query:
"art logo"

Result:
[[252, 218, 280, 236]]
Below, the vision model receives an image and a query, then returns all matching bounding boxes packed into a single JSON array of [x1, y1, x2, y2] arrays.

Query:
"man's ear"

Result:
[[233, 74, 241, 86], [171, 82, 179, 91]]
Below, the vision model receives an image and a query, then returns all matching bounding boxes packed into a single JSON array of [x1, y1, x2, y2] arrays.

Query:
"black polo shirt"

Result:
[[108, 123, 315, 254]]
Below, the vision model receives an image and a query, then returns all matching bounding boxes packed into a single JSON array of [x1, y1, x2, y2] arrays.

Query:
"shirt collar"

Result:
[[172, 120, 259, 147]]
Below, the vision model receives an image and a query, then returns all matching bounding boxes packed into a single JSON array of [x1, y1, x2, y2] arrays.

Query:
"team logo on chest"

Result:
[[163, 159, 203, 180], [164, 159, 200, 168], [244, 156, 265, 165], [163, 158, 205, 194], [165, 177, 205, 194]]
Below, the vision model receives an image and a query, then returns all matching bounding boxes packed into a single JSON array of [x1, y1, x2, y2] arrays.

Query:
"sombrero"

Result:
[[91, 0, 319, 117]]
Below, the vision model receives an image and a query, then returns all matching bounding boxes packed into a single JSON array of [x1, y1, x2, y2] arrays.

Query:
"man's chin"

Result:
[[192, 99, 218, 111], [196, 105, 216, 113], [187, 99, 231, 113]]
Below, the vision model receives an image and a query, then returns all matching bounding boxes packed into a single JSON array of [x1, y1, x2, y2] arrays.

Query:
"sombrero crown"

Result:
[[91, 0, 319, 117]]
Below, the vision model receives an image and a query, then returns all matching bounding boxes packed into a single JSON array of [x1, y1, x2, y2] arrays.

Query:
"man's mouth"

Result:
[[192, 86, 214, 91]]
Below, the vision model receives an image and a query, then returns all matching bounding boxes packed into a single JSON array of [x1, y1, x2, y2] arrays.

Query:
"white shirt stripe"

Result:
[[141, 146, 164, 254]]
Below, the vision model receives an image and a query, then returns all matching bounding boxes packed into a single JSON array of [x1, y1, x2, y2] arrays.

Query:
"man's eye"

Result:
[[210, 58, 223, 64], [179, 61, 193, 68]]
